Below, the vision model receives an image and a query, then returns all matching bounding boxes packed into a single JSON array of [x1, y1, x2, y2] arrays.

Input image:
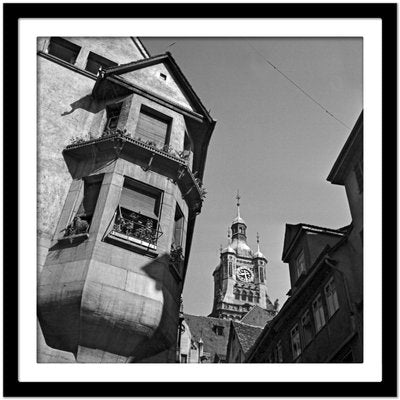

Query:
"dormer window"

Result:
[[213, 325, 224, 336], [295, 250, 306, 279]]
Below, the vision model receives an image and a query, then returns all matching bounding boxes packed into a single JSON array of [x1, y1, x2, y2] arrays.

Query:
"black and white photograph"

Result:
[[36, 35, 363, 364], [3, 2, 396, 397]]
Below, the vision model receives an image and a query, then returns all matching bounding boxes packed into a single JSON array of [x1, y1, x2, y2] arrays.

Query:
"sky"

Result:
[[142, 37, 363, 316]]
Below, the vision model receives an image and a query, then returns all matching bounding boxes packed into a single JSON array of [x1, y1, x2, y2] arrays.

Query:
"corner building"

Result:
[[37, 37, 216, 362], [209, 196, 277, 320]]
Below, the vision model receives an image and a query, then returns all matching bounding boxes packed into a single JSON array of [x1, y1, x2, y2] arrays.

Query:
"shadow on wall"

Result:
[[129, 253, 180, 362], [61, 94, 104, 116]]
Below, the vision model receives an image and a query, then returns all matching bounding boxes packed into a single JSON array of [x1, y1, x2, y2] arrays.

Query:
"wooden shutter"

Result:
[[135, 109, 169, 147], [119, 183, 159, 219]]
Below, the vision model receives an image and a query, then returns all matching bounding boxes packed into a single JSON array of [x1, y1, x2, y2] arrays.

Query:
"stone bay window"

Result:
[[38, 49, 215, 363]]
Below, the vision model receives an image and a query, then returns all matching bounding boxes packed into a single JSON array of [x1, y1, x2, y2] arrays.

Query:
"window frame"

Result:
[[290, 324, 302, 360], [107, 177, 164, 253], [301, 309, 313, 347], [295, 250, 306, 279], [47, 37, 81, 65], [312, 293, 326, 333], [85, 51, 118, 75], [135, 105, 172, 148], [324, 277, 340, 318]]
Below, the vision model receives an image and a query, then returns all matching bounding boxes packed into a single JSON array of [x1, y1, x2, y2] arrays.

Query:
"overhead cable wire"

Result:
[[248, 42, 351, 131]]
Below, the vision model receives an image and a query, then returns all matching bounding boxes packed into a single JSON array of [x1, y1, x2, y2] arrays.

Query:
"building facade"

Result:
[[209, 194, 278, 320], [246, 111, 363, 363], [36, 37, 216, 363]]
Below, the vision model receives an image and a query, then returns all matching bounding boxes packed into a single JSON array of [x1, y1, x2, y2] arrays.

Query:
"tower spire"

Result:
[[236, 190, 241, 220], [257, 232, 260, 253]]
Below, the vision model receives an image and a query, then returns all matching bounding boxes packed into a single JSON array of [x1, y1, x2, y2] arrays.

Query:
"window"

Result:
[[110, 178, 163, 250], [295, 250, 306, 279], [65, 175, 103, 237], [325, 278, 339, 318], [259, 266, 265, 283], [241, 291, 247, 301], [47, 37, 81, 64], [234, 292, 240, 300], [180, 354, 187, 363], [173, 204, 184, 247], [248, 292, 253, 302], [290, 324, 302, 359], [85, 51, 117, 75], [213, 325, 224, 336], [312, 294, 326, 332], [228, 262, 233, 277], [301, 310, 313, 346], [105, 102, 123, 131], [354, 159, 363, 193], [276, 341, 283, 363], [135, 106, 171, 148]]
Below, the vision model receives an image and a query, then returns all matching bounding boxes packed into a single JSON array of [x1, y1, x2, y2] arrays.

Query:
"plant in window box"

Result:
[[69, 136, 88, 145], [170, 243, 184, 263], [63, 215, 89, 237], [199, 187, 207, 200]]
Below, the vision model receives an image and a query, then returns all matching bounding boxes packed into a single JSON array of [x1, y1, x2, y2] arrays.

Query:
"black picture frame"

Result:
[[3, 2, 396, 397]]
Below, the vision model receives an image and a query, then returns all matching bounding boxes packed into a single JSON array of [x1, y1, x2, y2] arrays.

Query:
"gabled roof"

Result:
[[240, 305, 274, 327], [327, 110, 363, 185], [183, 314, 231, 361], [131, 37, 151, 59], [231, 321, 264, 356], [101, 52, 213, 123], [282, 223, 347, 262]]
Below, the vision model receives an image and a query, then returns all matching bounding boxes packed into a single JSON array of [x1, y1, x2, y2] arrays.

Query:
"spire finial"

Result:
[[236, 190, 241, 218], [227, 227, 231, 244], [219, 244, 223, 253], [257, 232, 261, 252]]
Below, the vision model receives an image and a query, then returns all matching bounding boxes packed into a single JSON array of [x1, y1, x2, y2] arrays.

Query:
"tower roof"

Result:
[[253, 232, 266, 260], [232, 190, 246, 226]]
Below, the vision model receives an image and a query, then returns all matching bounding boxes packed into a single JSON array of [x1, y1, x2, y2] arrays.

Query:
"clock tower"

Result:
[[210, 192, 276, 320]]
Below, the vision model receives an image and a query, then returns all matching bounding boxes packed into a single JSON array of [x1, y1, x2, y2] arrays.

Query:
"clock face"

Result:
[[236, 266, 254, 282]]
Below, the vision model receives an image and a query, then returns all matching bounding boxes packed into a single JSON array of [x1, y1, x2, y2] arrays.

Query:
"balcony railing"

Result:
[[108, 208, 163, 250]]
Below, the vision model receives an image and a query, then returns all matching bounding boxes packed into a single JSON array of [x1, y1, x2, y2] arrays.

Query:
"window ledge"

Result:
[[105, 231, 158, 257], [58, 233, 89, 244]]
